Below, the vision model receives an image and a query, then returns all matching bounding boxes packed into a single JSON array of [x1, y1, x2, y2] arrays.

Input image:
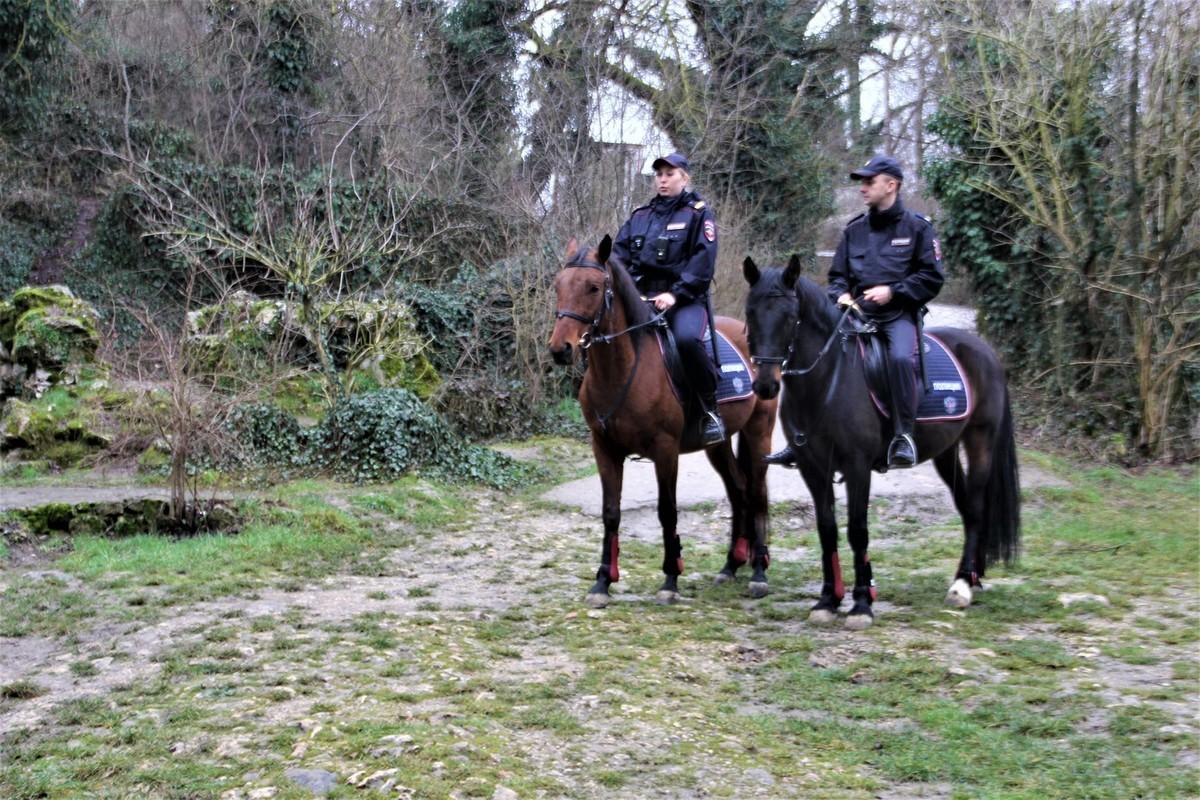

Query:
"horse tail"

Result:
[[983, 386, 1021, 567]]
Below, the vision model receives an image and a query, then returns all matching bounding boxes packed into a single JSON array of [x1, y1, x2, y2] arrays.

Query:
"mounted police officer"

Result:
[[612, 152, 725, 446], [765, 154, 944, 469]]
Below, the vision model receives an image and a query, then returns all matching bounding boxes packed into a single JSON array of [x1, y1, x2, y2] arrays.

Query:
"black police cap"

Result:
[[652, 152, 691, 172], [850, 154, 904, 181]]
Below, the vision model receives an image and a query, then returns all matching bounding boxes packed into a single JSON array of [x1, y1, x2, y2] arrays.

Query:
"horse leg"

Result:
[[799, 462, 843, 625], [654, 454, 684, 605], [742, 410, 776, 598], [844, 475, 876, 630], [935, 437, 989, 609], [586, 439, 625, 608], [707, 440, 759, 593]]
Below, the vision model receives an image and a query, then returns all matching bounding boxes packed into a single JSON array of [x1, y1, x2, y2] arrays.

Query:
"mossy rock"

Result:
[[186, 292, 435, 394], [3, 285, 100, 372], [68, 513, 109, 537], [0, 386, 115, 464], [14, 503, 74, 535]]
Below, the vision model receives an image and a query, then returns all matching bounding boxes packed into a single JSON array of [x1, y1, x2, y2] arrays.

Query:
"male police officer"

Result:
[[612, 152, 724, 446], [764, 154, 944, 468]]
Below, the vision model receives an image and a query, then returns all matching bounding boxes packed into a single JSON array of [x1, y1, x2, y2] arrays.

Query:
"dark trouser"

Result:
[[667, 302, 718, 399], [875, 312, 920, 437]]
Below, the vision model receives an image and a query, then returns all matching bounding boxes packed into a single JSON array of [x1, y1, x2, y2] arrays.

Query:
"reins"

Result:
[[555, 256, 667, 432], [750, 299, 864, 377], [554, 259, 666, 349], [750, 294, 871, 450]]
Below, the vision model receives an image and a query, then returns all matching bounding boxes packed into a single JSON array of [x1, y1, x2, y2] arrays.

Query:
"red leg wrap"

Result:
[[733, 537, 749, 565]]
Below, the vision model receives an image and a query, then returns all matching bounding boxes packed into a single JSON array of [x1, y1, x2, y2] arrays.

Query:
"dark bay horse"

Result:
[[549, 236, 778, 607], [743, 255, 1020, 629]]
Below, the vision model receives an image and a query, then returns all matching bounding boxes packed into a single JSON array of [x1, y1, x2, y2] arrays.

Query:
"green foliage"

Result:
[[0, 190, 74, 299], [224, 402, 307, 468], [0, 0, 74, 135], [305, 388, 537, 489], [439, 0, 523, 194], [926, 6, 1199, 459], [222, 391, 540, 489], [674, 0, 849, 256]]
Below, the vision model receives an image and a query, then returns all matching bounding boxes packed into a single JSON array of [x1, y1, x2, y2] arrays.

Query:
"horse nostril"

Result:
[[551, 342, 574, 365]]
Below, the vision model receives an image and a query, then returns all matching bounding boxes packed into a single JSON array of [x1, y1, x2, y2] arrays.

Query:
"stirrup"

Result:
[[887, 434, 917, 468], [701, 411, 726, 446]]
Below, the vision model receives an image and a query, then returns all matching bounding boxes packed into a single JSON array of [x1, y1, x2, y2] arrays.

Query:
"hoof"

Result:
[[808, 608, 838, 626], [713, 570, 735, 585], [748, 581, 769, 599], [655, 590, 681, 605], [945, 579, 972, 609], [585, 592, 611, 609], [845, 613, 874, 631]]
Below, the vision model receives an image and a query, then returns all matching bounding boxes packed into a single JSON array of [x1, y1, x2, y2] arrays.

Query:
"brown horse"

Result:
[[548, 236, 778, 607]]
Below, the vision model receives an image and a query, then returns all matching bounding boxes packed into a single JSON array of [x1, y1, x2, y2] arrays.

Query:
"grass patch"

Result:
[[0, 448, 1192, 799]]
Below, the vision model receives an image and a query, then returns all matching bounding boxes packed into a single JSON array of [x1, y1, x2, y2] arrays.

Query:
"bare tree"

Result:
[[933, 0, 1199, 457]]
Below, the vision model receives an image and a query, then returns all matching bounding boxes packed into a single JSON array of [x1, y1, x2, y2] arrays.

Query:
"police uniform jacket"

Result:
[[612, 189, 717, 304], [827, 199, 944, 315]]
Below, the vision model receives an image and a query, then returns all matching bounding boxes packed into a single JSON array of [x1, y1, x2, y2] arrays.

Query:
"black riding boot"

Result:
[[763, 445, 796, 466], [700, 392, 726, 446]]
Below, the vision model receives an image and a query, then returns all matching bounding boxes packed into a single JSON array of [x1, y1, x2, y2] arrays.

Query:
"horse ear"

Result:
[[566, 237, 579, 260], [784, 254, 802, 290], [598, 234, 612, 264], [743, 256, 760, 286]]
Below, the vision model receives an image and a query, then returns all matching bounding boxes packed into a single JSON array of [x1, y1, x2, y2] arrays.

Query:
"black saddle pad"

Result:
[[866, 332, 971, 422], [656, 330, 756, 405]]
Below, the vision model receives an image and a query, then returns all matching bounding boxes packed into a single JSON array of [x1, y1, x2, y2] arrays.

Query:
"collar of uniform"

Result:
[[651, 190, 693, 214], [868, 197, 905, 229]]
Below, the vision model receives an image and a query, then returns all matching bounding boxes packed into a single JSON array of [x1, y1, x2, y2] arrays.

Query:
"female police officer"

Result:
[[611, 152, 724, 446]]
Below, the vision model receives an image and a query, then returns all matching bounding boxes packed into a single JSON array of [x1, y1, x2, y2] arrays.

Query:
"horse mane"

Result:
[[794, 274, 840, 333], [605, 255, 654, 348]]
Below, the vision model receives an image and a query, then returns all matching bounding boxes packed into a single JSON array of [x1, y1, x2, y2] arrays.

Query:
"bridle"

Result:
[[749, 292, 865, 377], [552, 252, 666, 432], [554, 256, 666, 349], [554, 257, 612, 347]]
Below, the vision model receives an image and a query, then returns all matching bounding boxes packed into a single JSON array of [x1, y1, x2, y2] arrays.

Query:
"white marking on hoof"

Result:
[[585, 592, 610, 609], [655, 590, 681, 605], [845, 613, 874, 631], [945, 579, 973, 609], [808, 608, 838, 626], [748, 581, 769, 599], [712, 572, 734, 585]]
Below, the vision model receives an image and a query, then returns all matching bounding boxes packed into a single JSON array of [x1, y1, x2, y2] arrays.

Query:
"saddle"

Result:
[[858, 330, 972, 423], [655, 324, 755, 448]]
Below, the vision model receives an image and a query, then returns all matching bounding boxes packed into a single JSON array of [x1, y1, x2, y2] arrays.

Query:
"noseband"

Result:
[[554, 258, 613, 345], [749, 290, 798, 369], [555, 256, 666, 349], [749, 292, 861, 377]]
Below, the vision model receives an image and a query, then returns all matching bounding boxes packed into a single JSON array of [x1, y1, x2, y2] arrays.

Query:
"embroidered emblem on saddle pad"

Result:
[[867, 333, 972, 422], [657, 331, 755, 405]]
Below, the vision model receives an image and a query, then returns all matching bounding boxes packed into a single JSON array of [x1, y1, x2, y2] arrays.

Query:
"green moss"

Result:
[[14, 503, 75, 535], [4, 285, 100, 368]]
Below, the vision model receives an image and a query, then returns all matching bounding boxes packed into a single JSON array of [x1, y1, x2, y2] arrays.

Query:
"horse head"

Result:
[[549, 236, 614, 366], [742, 254, 802, 400]]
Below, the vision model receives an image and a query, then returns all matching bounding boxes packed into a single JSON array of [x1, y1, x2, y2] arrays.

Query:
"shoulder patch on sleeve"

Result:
[[704, 219, 716, 241]]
